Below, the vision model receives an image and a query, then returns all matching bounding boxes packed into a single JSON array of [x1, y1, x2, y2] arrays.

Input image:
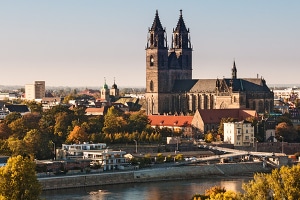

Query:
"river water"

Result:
[[41, 177, 251, 200]]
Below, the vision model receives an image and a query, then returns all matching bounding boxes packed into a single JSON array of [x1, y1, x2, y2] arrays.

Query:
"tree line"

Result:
[[0, 102, 169, 160]]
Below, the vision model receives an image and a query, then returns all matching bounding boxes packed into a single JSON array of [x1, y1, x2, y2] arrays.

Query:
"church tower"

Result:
[[145, 10, 169, 115], [100, 78, 110, 102], [110, 78, 119, 100], [169, 9, 193, 88]]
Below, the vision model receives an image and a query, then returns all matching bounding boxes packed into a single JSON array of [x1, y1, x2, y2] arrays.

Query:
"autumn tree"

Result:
[[25, 100, 43, 113], [66, 125, 89, 144], [275, 122, 298, 142], [3, 112, 22, 125], [0, 123, 11, 140], [6, 137, 27, 156], [102, 107, 127, 134], [0, 155, 42, 200], [23, 129, 51, 159], [242, 165, 300, 200], [205, 131, 215, 143]]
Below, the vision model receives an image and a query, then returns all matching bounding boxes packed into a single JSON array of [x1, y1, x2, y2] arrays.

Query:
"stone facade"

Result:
[[145, 10, 274, 115]]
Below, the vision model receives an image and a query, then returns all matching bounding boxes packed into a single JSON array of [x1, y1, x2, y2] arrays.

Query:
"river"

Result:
[[41, 176, 251, 200]]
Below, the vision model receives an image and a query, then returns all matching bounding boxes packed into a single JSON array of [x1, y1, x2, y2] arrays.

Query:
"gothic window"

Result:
[[150, 56, 154, 66], [234, 96, 237, 102], [150, 80, 154, 91]]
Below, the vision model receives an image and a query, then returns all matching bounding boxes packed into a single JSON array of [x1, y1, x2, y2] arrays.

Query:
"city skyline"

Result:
[[1, 1, 299, 88]]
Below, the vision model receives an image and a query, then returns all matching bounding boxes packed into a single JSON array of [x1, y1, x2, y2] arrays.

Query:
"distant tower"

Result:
[[110, 77, 119, 100], [100, 78, 110, 102], [232, 60, 237, 79]]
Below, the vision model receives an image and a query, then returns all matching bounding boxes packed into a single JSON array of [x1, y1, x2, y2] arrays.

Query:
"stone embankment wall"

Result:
[[39, 162, 271, 190]]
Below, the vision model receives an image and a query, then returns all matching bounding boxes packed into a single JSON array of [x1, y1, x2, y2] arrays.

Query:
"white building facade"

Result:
[[223, 121, 255, 147]]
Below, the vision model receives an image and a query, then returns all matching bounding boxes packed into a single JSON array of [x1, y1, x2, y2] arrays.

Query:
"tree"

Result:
[[0, 155, 42, 200], [0, 123, 11, 140], [25, 101, 43, 113], [66, 125, 89, 144], [242, 165, 300, 200], [205, 132, 214, 143], [127, 111, 149, 133], [102, 107, 127, 134], [23, 129, 51, 160], [275, 122, 298, 142], [3, 112, 21, 125]]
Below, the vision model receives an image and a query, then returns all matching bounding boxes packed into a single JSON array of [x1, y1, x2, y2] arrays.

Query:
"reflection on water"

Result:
[[41, 177, 251, 200]]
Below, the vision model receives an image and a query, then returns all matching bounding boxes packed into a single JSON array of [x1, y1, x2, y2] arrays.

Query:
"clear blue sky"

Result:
[[1, 1, 299, 88]]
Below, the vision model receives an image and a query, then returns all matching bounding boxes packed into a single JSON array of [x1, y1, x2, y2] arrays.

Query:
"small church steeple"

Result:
[[232, 60, 237, 79], [101, 77, 110, 102]]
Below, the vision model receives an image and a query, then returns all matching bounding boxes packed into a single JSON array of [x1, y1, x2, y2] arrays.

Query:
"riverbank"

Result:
[[39, 161, 271, 190]]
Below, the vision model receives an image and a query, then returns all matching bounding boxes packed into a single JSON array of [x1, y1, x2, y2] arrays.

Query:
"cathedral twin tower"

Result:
[[146, 10, 193, 115], [145, 10, 274, 115]]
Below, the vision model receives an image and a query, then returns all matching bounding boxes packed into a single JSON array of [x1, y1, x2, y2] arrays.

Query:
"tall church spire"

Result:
[[232, 60, 237, 79], [171, 9, 191, 49], [146, 10, 167, 49]]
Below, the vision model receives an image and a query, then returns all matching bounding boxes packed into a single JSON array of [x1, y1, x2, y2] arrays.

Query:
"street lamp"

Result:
[[133, 140, 137, 153], [51, 141, 56, 160]]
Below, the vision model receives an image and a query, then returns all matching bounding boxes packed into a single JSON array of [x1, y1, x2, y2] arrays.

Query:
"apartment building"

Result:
[[223, 120, 255, 147]]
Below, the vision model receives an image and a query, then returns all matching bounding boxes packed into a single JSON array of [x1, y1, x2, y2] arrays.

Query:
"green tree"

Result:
[[127, 111, 149, 133], [0, 155, 42, 200]]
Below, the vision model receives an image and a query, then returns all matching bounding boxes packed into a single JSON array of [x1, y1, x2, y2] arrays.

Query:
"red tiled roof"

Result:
[[85, 107, 105, 112], [148, 115, 193, 127], [198, 109, 257, 124]]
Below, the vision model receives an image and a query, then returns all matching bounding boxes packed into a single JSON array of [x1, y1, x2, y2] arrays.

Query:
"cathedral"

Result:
[[145, 10, 274, 115]]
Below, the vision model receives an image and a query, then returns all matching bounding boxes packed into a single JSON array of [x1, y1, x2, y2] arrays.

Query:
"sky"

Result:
[[1, 1, 299, 88]]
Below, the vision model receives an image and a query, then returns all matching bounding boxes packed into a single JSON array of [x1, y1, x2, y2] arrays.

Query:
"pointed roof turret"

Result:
[[103, 77, 108, 89], [112, 77, 118, 89], [171, 10, 191, 49], [150, 10, 164, 32], [174, 9, 188, 33], [147, 10, 167, 49], [232, 60, 237, 79]]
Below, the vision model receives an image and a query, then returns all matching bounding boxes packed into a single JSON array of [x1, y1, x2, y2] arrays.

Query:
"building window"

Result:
[[150, 56, 154, 66], [150, 80, 154, 91]]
